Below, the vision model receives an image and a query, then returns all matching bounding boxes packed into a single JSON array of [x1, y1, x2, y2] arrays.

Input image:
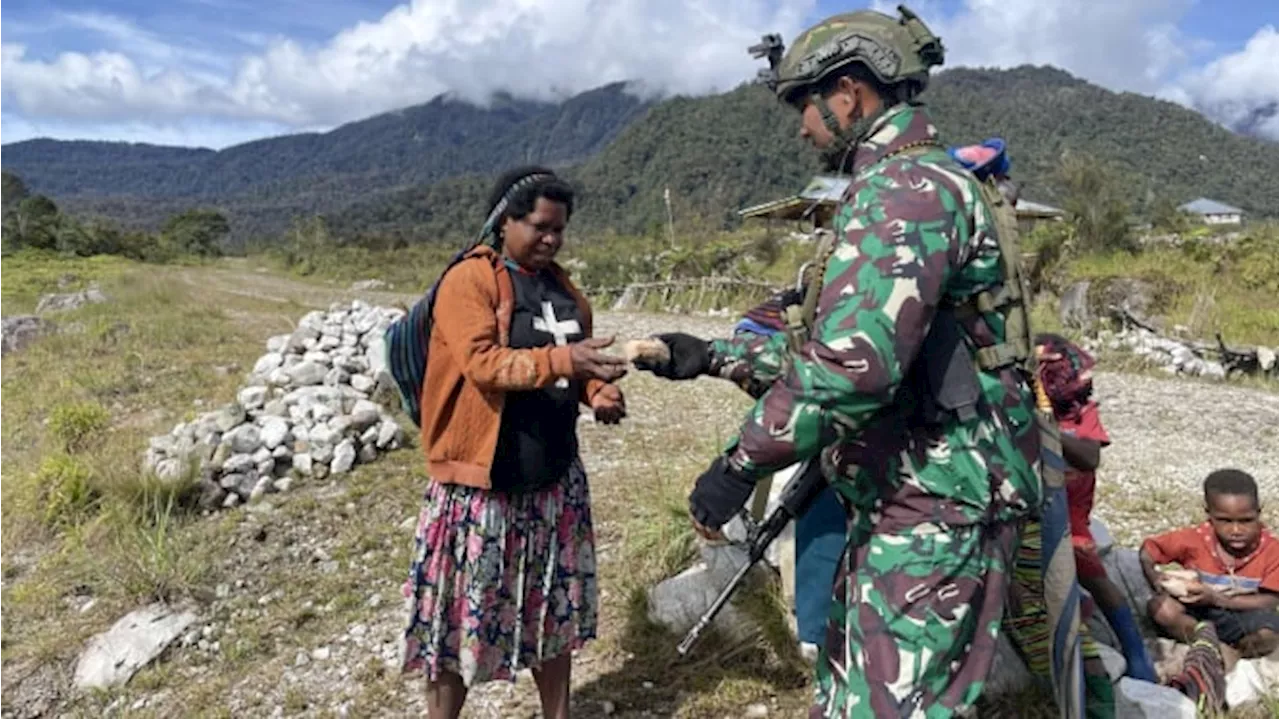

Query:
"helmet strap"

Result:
[[811, 90, 888, 173]]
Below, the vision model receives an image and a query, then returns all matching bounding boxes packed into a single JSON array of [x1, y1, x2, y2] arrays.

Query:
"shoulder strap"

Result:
[[962, 179, 1035, 374]]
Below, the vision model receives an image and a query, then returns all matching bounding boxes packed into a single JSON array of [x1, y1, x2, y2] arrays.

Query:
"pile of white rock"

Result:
[[143, 300, 408, 509], [1088, 327, 1227, 379]]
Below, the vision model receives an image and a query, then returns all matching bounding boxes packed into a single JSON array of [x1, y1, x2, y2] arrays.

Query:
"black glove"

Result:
[[688, 456, 757, 531], [634, 332, 712, 380]]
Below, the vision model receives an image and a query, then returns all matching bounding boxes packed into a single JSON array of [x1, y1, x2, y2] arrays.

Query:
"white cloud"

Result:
[[3, 0, 816, 135], [1167, 26, 1279, 139], [0, 112, 295, 150], [869, 0, 1200, 96], [1, 0, 1275, 147]]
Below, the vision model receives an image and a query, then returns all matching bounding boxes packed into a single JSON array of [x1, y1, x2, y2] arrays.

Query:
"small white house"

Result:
[[1178, 198, 1245, 225]]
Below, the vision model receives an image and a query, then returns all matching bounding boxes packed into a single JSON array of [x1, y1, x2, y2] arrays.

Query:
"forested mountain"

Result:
[[328, 66, 1280, 241], [3, 66, 1276, 244], [0, 82, 654, 237]]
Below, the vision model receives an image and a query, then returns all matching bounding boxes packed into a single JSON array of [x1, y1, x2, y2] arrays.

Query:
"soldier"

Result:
[[633, 6, 1046, 717]]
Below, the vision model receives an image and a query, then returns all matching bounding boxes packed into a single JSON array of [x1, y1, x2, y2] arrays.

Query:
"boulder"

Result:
[[73, 603, 197, 690], [1059, 280, 1092, 330], [2, 315, 57, 356], [36, 286, 108, 314]]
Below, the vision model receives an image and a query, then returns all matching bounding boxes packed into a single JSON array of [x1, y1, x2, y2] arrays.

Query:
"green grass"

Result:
[[1063, 227, 1278, 347], [1, 249, 133, 313]]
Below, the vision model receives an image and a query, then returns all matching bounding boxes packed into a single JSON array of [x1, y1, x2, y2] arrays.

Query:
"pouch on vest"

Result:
[[911, 306, 982, 425]]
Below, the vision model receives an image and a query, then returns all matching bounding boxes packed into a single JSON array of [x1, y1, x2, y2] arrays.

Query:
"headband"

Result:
[[477, 172, 556, 244]]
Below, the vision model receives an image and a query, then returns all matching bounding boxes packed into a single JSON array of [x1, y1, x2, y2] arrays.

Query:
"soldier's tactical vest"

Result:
[[780, 174, 1065, 494]]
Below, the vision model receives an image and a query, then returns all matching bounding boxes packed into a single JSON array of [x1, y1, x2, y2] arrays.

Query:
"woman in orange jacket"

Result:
[[401, 167, 628, 719]]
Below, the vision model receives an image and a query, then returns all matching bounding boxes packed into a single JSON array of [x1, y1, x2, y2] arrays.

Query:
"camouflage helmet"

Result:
[[751, 5, 945, 107]]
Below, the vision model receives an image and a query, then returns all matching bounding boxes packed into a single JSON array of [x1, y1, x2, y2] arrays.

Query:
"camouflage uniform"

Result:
[[708, 101, 1041, 718], [636, 8, 1047, 717]]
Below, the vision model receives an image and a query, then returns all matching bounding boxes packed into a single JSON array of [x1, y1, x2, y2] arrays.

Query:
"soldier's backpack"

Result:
[[953, 138, 1083, 719]]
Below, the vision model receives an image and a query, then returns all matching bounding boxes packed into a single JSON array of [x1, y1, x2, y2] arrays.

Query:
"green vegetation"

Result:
[[2, 171, 230, 263]]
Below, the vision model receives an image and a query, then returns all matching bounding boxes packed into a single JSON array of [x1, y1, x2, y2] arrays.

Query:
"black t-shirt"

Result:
[[488, 262, 585, 493]]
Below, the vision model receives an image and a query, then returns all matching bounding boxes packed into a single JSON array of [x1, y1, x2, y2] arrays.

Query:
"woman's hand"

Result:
[[591, 384, 626, 424], [569, 336, 628, 382]]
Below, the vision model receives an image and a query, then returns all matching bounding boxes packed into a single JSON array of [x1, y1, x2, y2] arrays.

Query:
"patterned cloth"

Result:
[[1004, 521, 1114, 718], [1170, 622, 1227, 713], [400, 458, 598, 686]]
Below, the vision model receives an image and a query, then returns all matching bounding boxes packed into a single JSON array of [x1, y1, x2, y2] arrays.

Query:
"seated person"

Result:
[[1142, 468, 1279, 659]]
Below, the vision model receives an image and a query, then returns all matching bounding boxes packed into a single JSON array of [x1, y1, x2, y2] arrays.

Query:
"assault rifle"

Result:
[[676, 457, 828, 657]]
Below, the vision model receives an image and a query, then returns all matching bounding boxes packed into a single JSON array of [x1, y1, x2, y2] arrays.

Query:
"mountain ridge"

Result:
[[3, 66, 1275, 243]]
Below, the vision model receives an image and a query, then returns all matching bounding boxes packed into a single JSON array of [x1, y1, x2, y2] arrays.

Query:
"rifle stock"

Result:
[[676, 458, 828, 657]]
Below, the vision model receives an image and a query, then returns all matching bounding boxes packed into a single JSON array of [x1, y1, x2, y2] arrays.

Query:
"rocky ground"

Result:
[[2, 260, 1276, 719]]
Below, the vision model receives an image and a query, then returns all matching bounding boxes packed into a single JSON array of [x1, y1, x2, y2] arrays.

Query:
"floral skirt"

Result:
[[400, 457, 598, 686]]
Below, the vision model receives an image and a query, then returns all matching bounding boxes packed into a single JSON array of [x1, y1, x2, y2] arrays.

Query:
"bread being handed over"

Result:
[[624, 338, 671, 365]]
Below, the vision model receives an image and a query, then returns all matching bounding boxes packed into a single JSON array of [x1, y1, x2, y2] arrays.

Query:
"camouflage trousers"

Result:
[[810, 518, 1021, 718]]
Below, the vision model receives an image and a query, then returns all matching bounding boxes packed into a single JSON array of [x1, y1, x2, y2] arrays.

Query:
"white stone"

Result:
[[267, 368, 293, 387], [350, 400, 381, 430], [359, 442, 378, 464], [274, 477, 294, 493], [292, 453, 313, 476], [215, 405, 246, 432], [222, 454, 255, 475], [331, 440, 356, 474], [318, 335, 342, 351], [252, 353, 284, 375], [260, 417, 290, 449], [310, 402, 336, 423], [309, 425, 340, 447], [334, 356, 367, 374], [222, 492, 241, 508], [288, 362, 327, 386], [74, 603, 198, 690], [249, 476, 272, 503], [237, 386, 268, 410], [328, 415, 353, 436], [360, 425, 380, 447], [324, 367, 350, 387], [226, 425, 262, 455], [365, 336, 388, 380], [349, 374, 375, 393], [376, 419, 401, 449], [313, 443, 335, 465], [266, 335, 291, 353]]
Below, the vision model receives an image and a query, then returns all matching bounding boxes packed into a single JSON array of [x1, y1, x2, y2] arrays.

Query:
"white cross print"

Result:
[[532, 301, 580, 388]]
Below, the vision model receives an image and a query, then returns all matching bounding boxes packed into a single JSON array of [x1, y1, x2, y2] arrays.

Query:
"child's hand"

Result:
[[591, 384, 626, 425], [1180, 582, 1219, 607]]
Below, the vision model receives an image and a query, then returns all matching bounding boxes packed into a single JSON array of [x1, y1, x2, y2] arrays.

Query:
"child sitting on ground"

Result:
[[1035, 333, 1159, 682], [1142, 468, 1279, 658]]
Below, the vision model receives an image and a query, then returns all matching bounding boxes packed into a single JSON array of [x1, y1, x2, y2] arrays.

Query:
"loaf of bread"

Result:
[[1159, 568, 1201, 599], [624, 338, 670, 365]]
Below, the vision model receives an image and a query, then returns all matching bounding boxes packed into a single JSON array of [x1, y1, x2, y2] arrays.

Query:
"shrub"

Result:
[[48, 401, 111, 453]]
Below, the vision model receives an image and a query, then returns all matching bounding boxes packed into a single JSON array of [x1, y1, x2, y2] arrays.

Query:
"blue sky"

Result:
[[2, 0, 1277, 149]]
